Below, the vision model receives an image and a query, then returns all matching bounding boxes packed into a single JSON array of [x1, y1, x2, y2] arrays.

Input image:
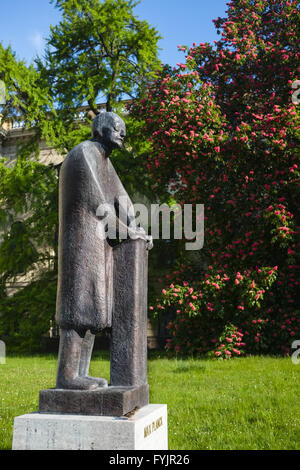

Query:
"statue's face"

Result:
[[102, 116, 126, 150]]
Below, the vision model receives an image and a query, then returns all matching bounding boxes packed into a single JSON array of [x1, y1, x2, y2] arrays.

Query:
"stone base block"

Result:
[[39, 384, 149, 416], [12, 404, 168, 450]]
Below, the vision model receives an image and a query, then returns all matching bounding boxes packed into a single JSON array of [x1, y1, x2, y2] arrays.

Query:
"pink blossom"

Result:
[[232, 348, 241, 355]]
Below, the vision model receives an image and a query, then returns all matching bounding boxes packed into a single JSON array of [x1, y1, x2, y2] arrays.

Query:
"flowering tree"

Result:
[[131, 0, 300, 357]]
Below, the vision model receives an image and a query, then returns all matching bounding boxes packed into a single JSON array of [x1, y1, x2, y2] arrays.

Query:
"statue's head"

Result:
[[92, 112, 126, 152]]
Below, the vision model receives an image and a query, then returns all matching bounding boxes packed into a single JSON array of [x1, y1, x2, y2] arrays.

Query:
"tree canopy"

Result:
[[47, 0, 161, 109]]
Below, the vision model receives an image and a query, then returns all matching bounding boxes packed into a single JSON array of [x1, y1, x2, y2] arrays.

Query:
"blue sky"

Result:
[[0, 0, 228, 66]]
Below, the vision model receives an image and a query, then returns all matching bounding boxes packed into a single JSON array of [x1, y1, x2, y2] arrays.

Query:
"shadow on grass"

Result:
[[148, 350, 209, 374], [172, 363, 207, 374]]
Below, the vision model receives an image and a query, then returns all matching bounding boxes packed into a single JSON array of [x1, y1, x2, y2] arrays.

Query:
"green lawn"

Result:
[[0, 352, 299, 450]]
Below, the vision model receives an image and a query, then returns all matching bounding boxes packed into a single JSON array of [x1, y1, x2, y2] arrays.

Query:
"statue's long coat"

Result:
[[56, 140, 130, 334]]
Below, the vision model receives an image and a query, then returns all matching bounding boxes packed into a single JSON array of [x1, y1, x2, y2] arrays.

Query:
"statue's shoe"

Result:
[[56, 376, 99, 391], [84, 376, 108, 388]]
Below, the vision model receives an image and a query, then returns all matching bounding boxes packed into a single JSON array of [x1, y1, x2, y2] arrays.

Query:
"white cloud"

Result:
[[29, 31, 44, 53]]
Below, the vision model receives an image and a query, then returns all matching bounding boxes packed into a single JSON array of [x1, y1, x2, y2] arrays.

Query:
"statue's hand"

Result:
[[145, 235, 153, 251], [135, 226, 146, 235], [129, 228, 153, 250]]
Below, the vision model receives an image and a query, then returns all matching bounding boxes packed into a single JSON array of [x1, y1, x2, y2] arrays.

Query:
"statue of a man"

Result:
[[55, 112, 152, 390]]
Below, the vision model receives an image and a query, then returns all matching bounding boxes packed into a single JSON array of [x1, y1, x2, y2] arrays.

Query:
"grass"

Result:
[[0, 352, 299, 450]]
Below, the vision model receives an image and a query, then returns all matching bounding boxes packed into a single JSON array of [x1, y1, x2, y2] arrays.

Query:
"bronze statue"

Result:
[[55, 112, 152, 391]]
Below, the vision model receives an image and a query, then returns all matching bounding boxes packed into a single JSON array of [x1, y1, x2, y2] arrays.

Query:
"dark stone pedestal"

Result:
[[111, 239, 148, 386], [38, 384, 149, 417]]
